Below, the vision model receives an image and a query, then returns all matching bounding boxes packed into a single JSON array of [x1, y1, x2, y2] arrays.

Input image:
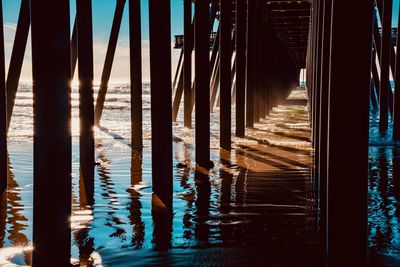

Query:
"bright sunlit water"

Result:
[[7, 84, 394, 266]]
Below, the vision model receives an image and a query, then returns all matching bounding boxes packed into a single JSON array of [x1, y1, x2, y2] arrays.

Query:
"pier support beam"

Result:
[[77, 0, 95, 190], [326, 0, 372, 265], [235, 0, 246, 137], [31, 0, 72, 265], [183, 0, 192, 129], [130, 0, 143, 151], [317, 0, 331, 256], [195, 0, 210, 167], [94, 0, 126, 125], [6, 0, 30, 131], [246, 0, 256, 128], [393, 3, 400, 139], [149, 0, 173, 207], [220, 0, 232, 150], [0, 0, 6, 194], [379, 0, 392, 131]]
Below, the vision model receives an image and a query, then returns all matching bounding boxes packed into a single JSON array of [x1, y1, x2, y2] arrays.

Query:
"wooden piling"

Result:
[[220, 0, 232, 150], [246, 0, 256, 128], [149, 0, 173, 207], [393, 2, 400, 140], [317, 0, 331, 256], [195, 0, 210, 167], [130, 0, 143, 151], [326, 0, 372, 265], [31, 0, 72, 264], [379, 0, 392, 131], [77, 0, 95, 188], [183, 0, 192, 129], [94, 0, 126, 125], [6, 0, 30, 131], [0, 0, 6, 194], [235, 0, 246, 137]]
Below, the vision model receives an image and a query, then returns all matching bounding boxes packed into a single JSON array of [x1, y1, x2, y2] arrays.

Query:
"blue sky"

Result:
[[2, 0, 185, 82], [2, 0, 400, 82]]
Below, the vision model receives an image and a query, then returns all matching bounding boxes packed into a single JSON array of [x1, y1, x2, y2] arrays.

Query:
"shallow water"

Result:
[[0, 85, 319, 266]]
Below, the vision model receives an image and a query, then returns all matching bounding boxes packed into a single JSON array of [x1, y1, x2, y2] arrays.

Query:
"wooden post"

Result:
[[379, 0, 392, 131], [317, 0, 331, 257], [31, 0, 72, 264], [6, 0, 30, 131], [94, 0, 126, 125], [130, 0, 143, 151], [327, 0, 372, 265], [195, 0, 210, 167], [393, 2, 400, 139], [236, 0, 246, 137], [220, 0, 232, 150], [246, 0, 255, 128], [149, 0, 173, 207], [77, 0, 95, 190], [184, 0, 192, 128], [71, 18, 78, 79], [0, 0, 6, 194]]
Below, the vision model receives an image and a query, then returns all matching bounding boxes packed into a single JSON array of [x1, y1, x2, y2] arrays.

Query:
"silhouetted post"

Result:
[[235, 0, 246, 137], [195, 0, 210, 167], [95, 0, 126, 125], [71, 18, 78, 78], [246, 0, 255, 128], [6, 0, 30, 131], [130, 0, 143, 151], [184, 0, 192, 128], [317, 0, 331, 256], [31, 0, 72, 265], [379, 0, 392, 131], [220, 0, 232, 150], [0, 0, 6, 194], [327, 0, 372, 265], [393, 3, 400, 140], [77, 0, 95, 188], [149, 0, 173, 208]]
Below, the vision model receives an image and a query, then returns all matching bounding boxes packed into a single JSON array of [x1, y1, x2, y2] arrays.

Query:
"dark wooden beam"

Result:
[[195, 0, 210, 168], [31, 0, 72, 264], [326, 0, 372, 265], [130, 0, 143, 151], [149, 0, 173, 207], [236, 0, 246, 137]]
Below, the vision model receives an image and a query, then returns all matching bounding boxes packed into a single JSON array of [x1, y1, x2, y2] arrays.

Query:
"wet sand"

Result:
[[0, 86, 320, 266]]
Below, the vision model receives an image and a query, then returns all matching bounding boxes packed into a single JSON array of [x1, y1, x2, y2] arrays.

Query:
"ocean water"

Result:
[[0, 84, 318, 266], [4, 83, 400, 266]]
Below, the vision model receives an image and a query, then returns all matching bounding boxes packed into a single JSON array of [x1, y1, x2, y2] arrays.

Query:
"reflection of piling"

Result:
[[129, 0, 143, 152], [195, 0, 210, 167], [129, 149, 144, 247], [149, 0, 173, 208], [31, 0, 72, 264], [77, 0, 95, 193], [0, 0, 6, 194]]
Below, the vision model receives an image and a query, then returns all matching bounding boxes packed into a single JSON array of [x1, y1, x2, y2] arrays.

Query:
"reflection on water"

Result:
[[0, 86, 319, 266], [368, 110, 400, 266]]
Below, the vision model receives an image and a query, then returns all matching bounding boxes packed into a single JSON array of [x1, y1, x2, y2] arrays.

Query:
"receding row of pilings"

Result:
[[0, 0, 300, 265], [368, 0, 400, 139], [308, 0, 375, 265]]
